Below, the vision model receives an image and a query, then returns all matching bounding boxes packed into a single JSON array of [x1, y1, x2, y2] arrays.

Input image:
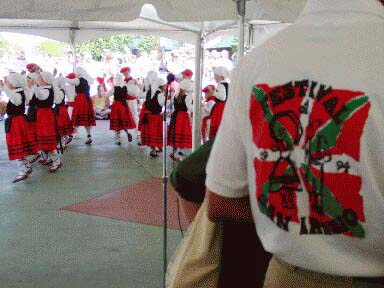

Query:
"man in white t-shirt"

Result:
[[206, 0, 384, 287]]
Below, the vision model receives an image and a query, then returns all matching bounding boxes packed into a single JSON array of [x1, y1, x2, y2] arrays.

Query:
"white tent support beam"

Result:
[[138, 16, 199, 34], [192, 30, 204, 151], [248, 23, 254, 50]]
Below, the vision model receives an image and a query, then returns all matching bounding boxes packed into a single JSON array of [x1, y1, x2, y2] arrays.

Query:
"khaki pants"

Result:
[[263, 257, 384, 288]]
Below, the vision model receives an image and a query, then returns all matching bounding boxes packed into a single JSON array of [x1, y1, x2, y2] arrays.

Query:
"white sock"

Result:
[[49, 150, 61, 167], [16, 159, 27, 176], [85, 126, 91, 137]]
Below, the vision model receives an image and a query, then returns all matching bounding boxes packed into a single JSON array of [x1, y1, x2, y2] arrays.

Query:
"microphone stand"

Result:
[[162, 83, 170, 288]]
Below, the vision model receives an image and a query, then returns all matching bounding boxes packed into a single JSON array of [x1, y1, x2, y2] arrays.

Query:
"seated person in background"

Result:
[[92, 84, 110, 120]]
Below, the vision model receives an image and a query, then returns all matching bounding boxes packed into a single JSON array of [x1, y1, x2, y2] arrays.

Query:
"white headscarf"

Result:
[[213, 66, 230, 79], [28, 72, 39, 82], [40, 71, 62, 103], [75, 67, 94, 85], [56, 75, 66, 89], [8, 72, 32, 101], [114, 74, 125, 87], [144, 70, 158, 91], [179, 79, 193, 93], [151, 78, 165, 98]]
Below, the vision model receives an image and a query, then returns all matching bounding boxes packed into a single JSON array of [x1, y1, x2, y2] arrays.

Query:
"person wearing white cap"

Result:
[[54, 76, 74, 148], [167, 79, 193, 162], [109, 74, 136, 145], [140, 77, 166, 157], [210, 66, 230, 139], [65, 67, 95, 145], [34, 71, 63, 172], [0, 73, 37, 182]]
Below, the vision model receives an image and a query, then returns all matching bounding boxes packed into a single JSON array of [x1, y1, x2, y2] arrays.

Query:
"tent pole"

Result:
[[192, 31, 204, 151], [71, 42, 77, 72], [234, 0, 247, 60], [70, 23, 78, 72]]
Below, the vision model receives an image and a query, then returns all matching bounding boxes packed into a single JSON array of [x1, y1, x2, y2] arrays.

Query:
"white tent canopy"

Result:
[[1, 0, 305, 22], [0, 1, 306, 44]]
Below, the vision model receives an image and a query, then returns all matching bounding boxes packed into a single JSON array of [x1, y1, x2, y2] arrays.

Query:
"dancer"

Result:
[[167, 79, 193, 162], [0, 73, 36, 182], [209, 66, 230, 139], [26, 70, 42, 163], [201, 84, 216, 142], [121, 67, 140, 135], [55, 76, 74, 148], [66, 67, 95, 145], [140, 76, 166, 157], [34, 71, 63, 172], [137, 71, 158, 145], [109, 75, 136, 145]]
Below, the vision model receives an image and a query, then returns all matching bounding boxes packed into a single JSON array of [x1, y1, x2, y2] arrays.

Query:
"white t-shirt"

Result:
[[206, 0, 384, 277]]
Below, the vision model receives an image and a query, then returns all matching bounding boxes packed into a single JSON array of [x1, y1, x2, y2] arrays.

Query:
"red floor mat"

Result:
[[62, 178, 188, 229]]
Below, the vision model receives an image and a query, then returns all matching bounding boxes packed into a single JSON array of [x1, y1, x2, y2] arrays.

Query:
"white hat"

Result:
[[213, 66, 230, 79], [179, 79, 192, 92]]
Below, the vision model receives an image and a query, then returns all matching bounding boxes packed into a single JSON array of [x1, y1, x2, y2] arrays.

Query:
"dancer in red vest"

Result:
[[65, 67, 95, 145], [34, 71, 63, 172], [109, 74, 136, 145], [201, 84, 216, 142], [167, 79, 193, 162], [140, 77, 166, 157], [209, 66, 230, 139], [0, 73, 37, 182], [55, 76, 74, 149]]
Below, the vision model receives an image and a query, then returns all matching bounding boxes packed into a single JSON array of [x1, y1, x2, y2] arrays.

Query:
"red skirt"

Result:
[[168, 111, 192, 149], [36, 108, 58, 151], [57, 105, 74, 137], [201, 115, 210, 141], [6, 115, 37, 160], [138, 105, 147, 132], [110, 101, 136, 131], [29, 121, 37, 142], [209, 102, 226, 139], [72, 93, 96, 127], [140, 112, 163, 148]]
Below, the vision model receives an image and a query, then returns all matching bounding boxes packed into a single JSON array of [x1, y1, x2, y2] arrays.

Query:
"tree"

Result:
[[39, 40, 65, 57], [75, 34, 160, 61], [0, 36, 9, 49], [137, 35, 159, 53]]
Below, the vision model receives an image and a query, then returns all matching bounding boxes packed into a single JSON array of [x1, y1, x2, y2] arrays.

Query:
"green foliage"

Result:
[[75, 34, 159, 61], [39, 40, 65, 57], [137, 35, 158, 53], [0, 36, 9, 49]]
